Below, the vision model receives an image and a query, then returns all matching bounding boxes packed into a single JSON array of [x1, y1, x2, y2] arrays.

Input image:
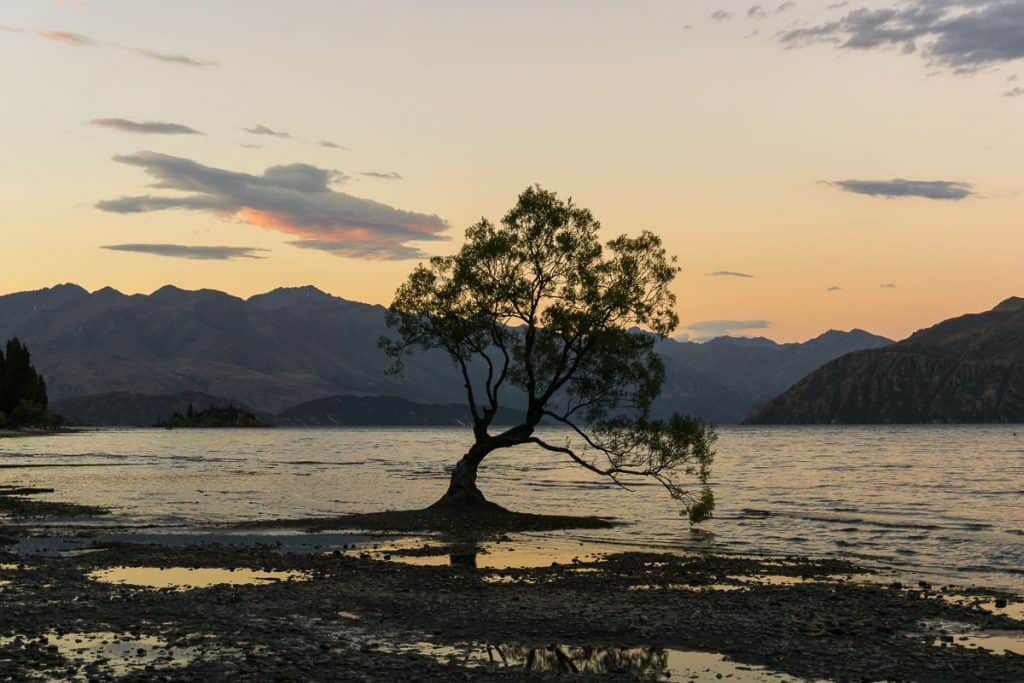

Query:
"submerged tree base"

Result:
[[245, 505, 618, 535]]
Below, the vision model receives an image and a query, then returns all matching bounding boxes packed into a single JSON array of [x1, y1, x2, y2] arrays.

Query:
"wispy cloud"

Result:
[[780, 1, 1024, 74], [827, 178, 975, 200], [320, 140, 349, 150], [1, 25, 94, 46], [35, 28, 94, 45], [134, 49, 214, 67], [96, 152, 448, 261], [749, 5, 768, 19], [711, 10, 733, 22], [707, 270, 755, 278], [1006, 86, 1024, 97], [91, 118, 202, 135], [880, 283, 897, 288], [103, 244, 268, 260], [2, 24, 214, 66], [360, 171, 403, 180], [244, 124, 290, 138], [827, 286, 843, 292]]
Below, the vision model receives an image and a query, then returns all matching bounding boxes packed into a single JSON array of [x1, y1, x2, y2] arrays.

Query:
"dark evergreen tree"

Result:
[[0, 338, 56, 428]]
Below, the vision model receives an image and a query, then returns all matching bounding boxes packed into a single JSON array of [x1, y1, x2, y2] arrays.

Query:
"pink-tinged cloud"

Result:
[[35, 29, 94, 46], [2, 25, 212, 66], [96, 152, 448, 261], [1, 25, 93, 46]]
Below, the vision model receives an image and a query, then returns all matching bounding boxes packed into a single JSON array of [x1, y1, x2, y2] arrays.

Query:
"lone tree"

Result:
[[383, 186, 715, 522]]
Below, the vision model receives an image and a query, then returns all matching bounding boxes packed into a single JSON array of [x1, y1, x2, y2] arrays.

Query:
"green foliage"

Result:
[[0, 338, 60, 429], [383, 186, 716, 521]]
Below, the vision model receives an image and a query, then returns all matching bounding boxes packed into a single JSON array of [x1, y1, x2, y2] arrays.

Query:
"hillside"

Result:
[[277, 395, 478, 426], [51, 392, 267, 427], [1, 284, 890, 424], [747, 297, 1024, 424]]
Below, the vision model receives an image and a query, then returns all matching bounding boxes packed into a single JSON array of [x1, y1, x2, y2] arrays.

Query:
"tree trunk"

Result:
[[429, 441, 498, 510]]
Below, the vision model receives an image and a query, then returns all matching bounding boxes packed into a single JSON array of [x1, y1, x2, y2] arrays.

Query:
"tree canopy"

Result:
[[383, 186, 715, 522], [0, 338, 57, 429]]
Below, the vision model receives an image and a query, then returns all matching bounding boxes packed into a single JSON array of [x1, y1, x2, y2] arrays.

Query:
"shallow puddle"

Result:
[[365, 636, 819, 681], [732, 574, 863, 587], [919, 620, 1024, 656], [935, 594, 1024, 621], [629, 583, 747, 592], [0, 630, 198, 675], [89, 566, 310, 590], [369, 537, 611, 570]]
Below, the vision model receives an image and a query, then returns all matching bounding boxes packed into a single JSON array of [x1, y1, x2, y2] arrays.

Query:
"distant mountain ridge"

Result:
[[50, 392, 267, 427], [0, 284, 891, 424], [747, 297, 1024, 424]]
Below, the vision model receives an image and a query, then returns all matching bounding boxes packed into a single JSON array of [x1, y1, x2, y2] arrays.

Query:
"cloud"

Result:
[[683, 319, 770, 338], [827, 1, 849, 9], [320, 140, 349, 150], [288, 240, 427, 260], [240, 143, 263, 149], [2, 25, 213, 66], [711, 10, 733, 22], [360, 171, 403, 180], [36, 28, 94, 45], [749, 5, 768, 19], [780, 1, 1024, 74], [1006, 86, 1024, 96], [776, 1, 797, 13], [244, 124, 290, 138], [1, 25, 94, 46], [90, 118, 202, 135], [827, 286, 843, 291], [96, 152, 448, 260], [880, 283, 897, 288], [827, 178, 975, 200], [102, 244, 268, 260], [707, 270, 755, 278], [134, 49, 213, 67]]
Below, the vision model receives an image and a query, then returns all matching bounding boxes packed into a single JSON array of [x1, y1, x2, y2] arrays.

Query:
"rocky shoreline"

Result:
[[0, 486, 1022, 680]]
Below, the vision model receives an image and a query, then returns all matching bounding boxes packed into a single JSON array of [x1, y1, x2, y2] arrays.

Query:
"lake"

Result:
[[2, 425, 1022, 593]]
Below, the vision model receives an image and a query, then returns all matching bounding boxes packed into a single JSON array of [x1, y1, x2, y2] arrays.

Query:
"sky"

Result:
[[2, 0, 1022, 342]]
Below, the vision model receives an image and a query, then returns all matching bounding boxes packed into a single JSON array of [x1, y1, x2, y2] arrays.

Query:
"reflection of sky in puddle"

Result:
[[366, 536, 621, 570], [89, 566, 310, 590], [934, 594, 1024, 621], [629, 583, 746, 592], [0, 631, 198, 675], [629, 574, 866, 592], [918, 620, 1024, 656], [363, 635, 817, 681]]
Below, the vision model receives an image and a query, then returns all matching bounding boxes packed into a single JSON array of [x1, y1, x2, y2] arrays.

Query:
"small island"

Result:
[[160, 404, 271, 429]]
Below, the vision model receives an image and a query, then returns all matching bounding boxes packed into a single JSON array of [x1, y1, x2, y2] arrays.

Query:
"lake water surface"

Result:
[[2, 426, 1022, 593]]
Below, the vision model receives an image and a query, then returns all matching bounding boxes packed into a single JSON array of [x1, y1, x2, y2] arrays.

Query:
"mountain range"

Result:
[[748, 297, 1024, 424], [0, 284, 892, 425]]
